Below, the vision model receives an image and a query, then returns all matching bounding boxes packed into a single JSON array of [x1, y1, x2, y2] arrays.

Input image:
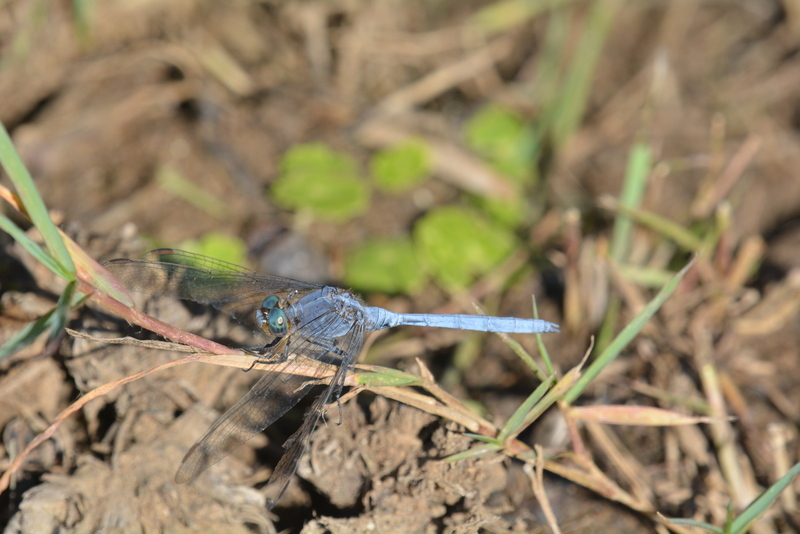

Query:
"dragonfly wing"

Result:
[[175, 369, 313, 484], [264, 320, 365, 508], [105, 248, 321, 332], [175, 304, 364, 488]]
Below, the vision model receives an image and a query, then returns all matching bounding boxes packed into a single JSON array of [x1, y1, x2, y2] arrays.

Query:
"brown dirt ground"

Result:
[[2, 1, 800, 533]]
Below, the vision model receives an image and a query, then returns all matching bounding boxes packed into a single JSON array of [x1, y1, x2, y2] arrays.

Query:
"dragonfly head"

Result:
[[258, 295, 289, 336]]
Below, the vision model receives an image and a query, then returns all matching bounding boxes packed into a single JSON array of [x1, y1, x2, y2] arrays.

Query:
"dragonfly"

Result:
[[105, 248, 559, 507]]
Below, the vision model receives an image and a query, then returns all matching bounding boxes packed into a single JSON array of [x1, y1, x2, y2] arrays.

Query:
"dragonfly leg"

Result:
[[282, 289, 299, 306], [241, 337, 286, 372]]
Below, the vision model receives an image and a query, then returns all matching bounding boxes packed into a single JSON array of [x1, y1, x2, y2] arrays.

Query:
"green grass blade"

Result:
[[0, 121, 75, 276], [355, 366, 420, 387], [597, 141, 651, 353], [495, 332, 545, 379], [0, 281, 80, 361], [533, 298, 555, 374], [444, 443, 502, 463], [0, 308, 55, 360], [564, 256, 697, 405], [156, 166, 229, 220], [462, 433, 501, 444], [615, 264, 675, 288], [497, 374, 556, 442], [47, 280, 76, 343], [609, 141, 652, 263], [729, 461, 800, 534], [604, 198, 705, 252], [471, 0, 577, 37], [0, 214, 73, 281], [71, 0, 93, 46], [551, 0, 617, 147]]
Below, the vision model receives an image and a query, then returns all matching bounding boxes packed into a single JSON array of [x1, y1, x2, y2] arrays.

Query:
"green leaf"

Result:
[[497, 374, 556, 442], [729, 461, 800, 534], [0, 307, 56, 360], [0, 121, 75, 277], [356, 366, 420, 387], [470, 193, 527, 228], [370, 139, 432, 193], [272, 143, 369, 222], [344, 238, 425, 294], [0, 281, 78, 360], [178, 232, 248, 267], [464, 105, 537, 183], [443, 443, 501, 463], [565, 257, 698, 405], [0, 214, 73, 282], [414, 206, 517, 290]]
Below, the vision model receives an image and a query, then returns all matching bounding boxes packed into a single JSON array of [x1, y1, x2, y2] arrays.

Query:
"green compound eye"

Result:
[[261, 295, 280, 310], [267, 307, 289, 336]]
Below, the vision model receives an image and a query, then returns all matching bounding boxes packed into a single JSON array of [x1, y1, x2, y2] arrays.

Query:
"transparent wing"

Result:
[[174, 303, 365, 487], [104, 248, 322, 333], [105, 248, 364, 498], [264, 319, 365, 509], [174, 360, 312, 484]]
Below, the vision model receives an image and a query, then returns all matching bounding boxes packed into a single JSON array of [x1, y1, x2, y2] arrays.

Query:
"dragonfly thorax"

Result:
[[282, 287, 367, 338]]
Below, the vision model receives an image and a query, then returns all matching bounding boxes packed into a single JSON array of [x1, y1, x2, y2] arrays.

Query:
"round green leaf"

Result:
[[464, 104, 537, 183], [414, 206, 517, 290], [344, 238, 425, 294], [370, 139, 432, 193], [271, 143, 369, 222], [471, 193, 528, 228]]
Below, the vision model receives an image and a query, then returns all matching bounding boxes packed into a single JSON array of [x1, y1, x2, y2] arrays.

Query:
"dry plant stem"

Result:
[[356, 117, 514, 198], [767, 423, 796, 512], [692, 320, 752, 509], [527, 445, 562, 534], [543, 457, 654, 514], [86, 282, 237, 356], [368, 385, 496, 436], [691, 134, 761, 219], [543, 456, 696, 533], [584, 421, 655, 505], [67, 329, 201, 352], [371, 35, 515, 116], [412, 357, 497, 432], [563, 399, 590, 462], [725, 235, 765, 290], [69, 330, 350, 383], [563, 208, 583, 330]]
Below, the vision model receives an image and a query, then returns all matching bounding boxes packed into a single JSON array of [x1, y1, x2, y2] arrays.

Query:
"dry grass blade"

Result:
[[526, 445, 562, 534], [568, 405, 717, 426]]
